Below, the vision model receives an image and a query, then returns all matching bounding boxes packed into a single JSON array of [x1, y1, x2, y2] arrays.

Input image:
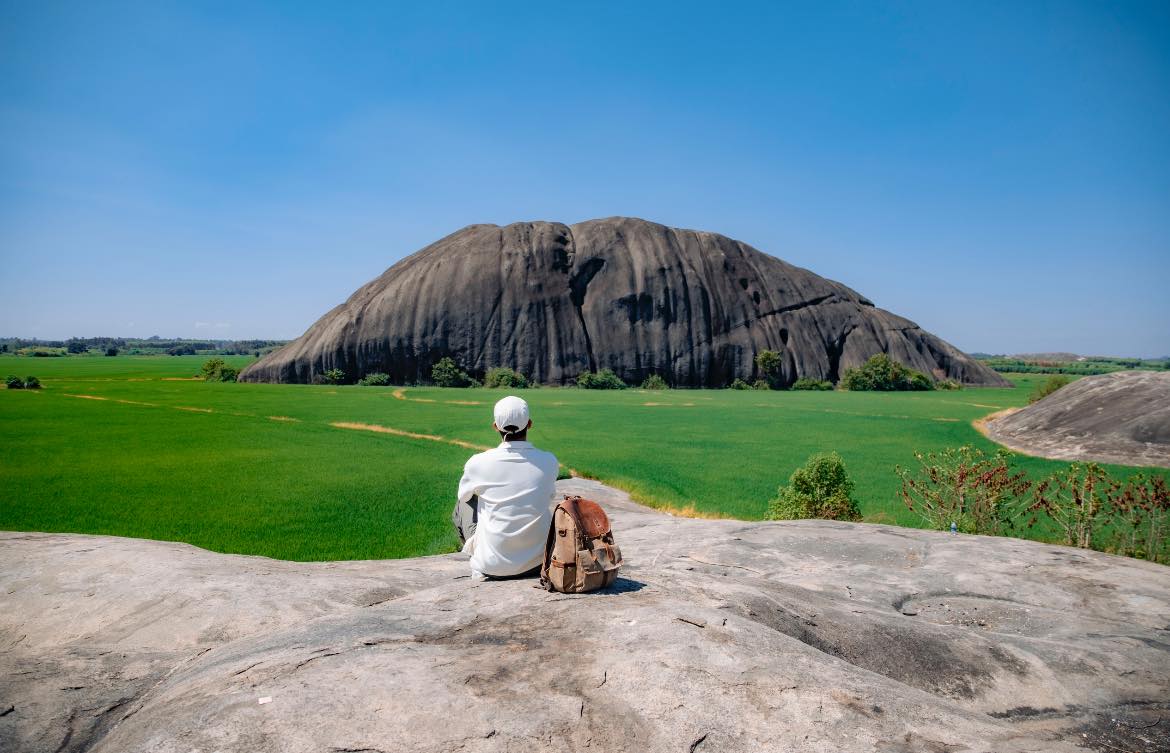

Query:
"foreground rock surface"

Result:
[[987, 370, 1170, 468], [239, 217, 1009, 388], [3, 478, 1169, 753]]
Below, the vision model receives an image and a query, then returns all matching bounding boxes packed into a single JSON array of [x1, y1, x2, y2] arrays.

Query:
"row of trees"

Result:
[[980, 356, 1170, 375], [336, 352, 956, 391], [0, 337, 288, 357]]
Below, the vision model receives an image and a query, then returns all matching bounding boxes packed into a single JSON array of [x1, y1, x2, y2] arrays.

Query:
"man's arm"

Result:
[[456, 456, 481, 504]]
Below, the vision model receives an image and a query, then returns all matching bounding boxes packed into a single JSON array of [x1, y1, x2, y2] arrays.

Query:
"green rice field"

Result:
[[1, 355, 1162, 561]]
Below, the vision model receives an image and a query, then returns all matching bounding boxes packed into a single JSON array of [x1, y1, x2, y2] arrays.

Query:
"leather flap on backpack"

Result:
[[561, 496, 610, 538]]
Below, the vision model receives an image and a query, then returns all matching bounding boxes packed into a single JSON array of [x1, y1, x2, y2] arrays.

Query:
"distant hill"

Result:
[[242, 217, 1008, 388]]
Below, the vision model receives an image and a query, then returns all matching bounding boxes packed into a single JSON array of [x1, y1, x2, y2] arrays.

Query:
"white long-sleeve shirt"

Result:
[[457, 440, 559, 577]]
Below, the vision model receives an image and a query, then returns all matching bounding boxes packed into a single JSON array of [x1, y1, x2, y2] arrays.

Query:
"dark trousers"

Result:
[[452, 495, 478, 546]]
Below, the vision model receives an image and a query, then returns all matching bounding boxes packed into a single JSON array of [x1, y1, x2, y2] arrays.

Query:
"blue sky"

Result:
[[2, 1, 1167, 356]]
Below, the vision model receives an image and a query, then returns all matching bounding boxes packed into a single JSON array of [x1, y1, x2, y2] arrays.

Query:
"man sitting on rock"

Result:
[[452, 396, 560, 581]]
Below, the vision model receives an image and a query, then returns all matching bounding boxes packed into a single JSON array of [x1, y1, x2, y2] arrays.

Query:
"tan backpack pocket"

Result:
[[547, 557, 575, 592]]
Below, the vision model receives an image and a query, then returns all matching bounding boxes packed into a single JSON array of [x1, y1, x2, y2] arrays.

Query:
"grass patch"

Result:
[[1, 357, 1162, 560]]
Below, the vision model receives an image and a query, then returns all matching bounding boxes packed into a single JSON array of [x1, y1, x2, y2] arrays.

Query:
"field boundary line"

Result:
[[973, 407, 1021, 439]]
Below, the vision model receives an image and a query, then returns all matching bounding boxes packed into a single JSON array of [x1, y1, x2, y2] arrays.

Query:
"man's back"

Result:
[[457, 440, 559, 577]]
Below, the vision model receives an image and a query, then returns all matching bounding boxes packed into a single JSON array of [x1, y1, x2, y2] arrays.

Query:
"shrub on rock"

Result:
[[729, 378, 751, 390], [768, 452, 861, 521]]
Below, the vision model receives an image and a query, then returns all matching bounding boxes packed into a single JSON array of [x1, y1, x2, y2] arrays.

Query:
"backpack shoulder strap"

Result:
[[559, 495, 587, 538], [539, 501, 566, 591]]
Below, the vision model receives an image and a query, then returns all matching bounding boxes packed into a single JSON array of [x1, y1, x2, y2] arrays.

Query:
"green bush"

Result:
[[908, 371, 933, 391], [751, 379, 771, 390], [729, 378, 751, 390], [7, 375, 25, 389], [431, 357, 478, 388], [755, 349, 783, 388], [200, 358, 226, 380], [198, 358, 239, 383], [357, 372, 391, 386], [840, 354, 934, 391], [484, 367, 530, 389], [105, 347, 119, 357], [576, 369, 626, 390], [935, 379, 962, 391], [640, 374, 669, 390], [322, 368, 346, 385], [791, 377, 833, 391], [1029, 375, 1070, 404], [23, 376, 41, 389], [767, 452, 861, 521]]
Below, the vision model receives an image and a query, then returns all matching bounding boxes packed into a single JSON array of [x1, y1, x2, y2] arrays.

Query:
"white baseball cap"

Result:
[[493, 395, 530, 433]]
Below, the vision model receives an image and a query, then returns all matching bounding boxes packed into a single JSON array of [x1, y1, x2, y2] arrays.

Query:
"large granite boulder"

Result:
[[239, 217, 1009, 387], [3, 479, 1168, 753], [986, 370, 1170, 468]]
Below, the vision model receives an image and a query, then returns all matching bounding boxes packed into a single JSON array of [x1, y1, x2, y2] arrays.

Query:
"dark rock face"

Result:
[[240, 217, 1009, 387], [987, 371, 1170, 468]]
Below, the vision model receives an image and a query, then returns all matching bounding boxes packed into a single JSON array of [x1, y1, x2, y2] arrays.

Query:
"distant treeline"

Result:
[[0, 336, 288, 357], [974, 355, 1170, 375]]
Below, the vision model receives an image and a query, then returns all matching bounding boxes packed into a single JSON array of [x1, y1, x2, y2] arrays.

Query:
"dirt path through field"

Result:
[[330, 421, 491, 451], [391, 387, 483, 406]]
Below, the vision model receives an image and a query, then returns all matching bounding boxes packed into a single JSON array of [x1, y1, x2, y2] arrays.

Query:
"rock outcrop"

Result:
[[987, 370, 1170, 468], [239, 217, 1009, 387], [3, 478, 1168, 753]]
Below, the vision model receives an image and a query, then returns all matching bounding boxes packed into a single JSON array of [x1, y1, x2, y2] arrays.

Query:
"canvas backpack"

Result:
[[540, 495, 623, 593]]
